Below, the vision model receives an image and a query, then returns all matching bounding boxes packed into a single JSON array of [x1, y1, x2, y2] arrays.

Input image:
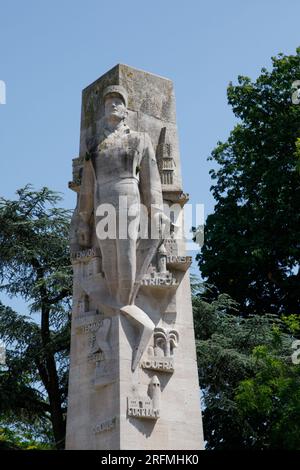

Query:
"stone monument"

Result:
[[66, 64, 204, 450]]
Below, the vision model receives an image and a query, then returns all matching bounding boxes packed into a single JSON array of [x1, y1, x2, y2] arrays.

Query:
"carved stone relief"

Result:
[[156, 127, 176, 186], [93, 417, 116, 435], [141, 327, 179, 373], [127, 376, 161, 420]]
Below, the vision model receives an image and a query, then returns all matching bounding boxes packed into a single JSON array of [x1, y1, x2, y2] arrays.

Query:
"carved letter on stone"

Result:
[[154, 328, 179, 357], [90, 317, 111, 359], [127, 376, 161, 420], [90, 318, 116, 388], [93, 417, 116, 434]]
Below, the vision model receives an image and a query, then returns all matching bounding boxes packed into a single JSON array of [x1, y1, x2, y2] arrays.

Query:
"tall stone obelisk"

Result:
[[66, 65, 204, 450]]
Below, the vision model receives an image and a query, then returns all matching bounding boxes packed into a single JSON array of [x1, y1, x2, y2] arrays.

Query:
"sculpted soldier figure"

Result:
[[74, 85, 165, 369]]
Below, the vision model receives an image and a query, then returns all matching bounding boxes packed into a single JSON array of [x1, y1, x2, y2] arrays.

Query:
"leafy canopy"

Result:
[[0, 186, 72, 449], [197, 50, 300, 316]]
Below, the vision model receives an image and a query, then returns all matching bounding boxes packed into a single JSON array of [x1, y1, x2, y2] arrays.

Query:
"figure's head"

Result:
[[103, 85, 128, 124]]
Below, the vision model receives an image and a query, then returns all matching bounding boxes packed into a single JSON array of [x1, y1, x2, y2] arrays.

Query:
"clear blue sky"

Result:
[[0, 0, 300, 309]]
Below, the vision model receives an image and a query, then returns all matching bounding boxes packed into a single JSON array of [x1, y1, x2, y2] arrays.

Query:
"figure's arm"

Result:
[[139, 133, 163, 212], [77, 156, 94, 247], [139, 133, 165, 239]]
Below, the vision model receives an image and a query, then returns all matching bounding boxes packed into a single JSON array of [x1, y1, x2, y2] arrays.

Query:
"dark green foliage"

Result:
[[0, 186, 72, 449], [197, 50, 300, 316], [194, 284, 300, 449]]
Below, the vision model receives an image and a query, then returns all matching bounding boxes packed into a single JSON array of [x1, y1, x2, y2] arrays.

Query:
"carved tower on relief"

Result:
[[66, 64, 204, 450]]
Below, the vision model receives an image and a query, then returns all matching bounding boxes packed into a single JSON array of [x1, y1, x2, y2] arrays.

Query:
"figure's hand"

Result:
[[77, 220, 91, 247], [86, 136, 96, 154]]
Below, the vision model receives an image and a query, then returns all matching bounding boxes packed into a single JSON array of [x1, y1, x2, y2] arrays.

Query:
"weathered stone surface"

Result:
[[66, 64, 204, 450]]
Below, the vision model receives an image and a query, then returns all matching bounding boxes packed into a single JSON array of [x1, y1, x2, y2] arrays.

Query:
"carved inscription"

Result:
[[141, 357, 174, 372], [73, 310, 103, 333], [127, 398, 160, 419], [141, 272, 178, 287], [93, 417, 116, 434], [164, 238, 178, 256]]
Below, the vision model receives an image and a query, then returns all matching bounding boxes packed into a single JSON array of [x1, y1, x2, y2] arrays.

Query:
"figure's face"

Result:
[[104, 93, 127, 122]]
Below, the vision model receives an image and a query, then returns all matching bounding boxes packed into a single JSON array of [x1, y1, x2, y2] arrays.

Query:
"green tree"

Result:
[[236, 345, 300, 449], [197, 49, 300, 316], [0, 186, 72, 449], [193, 285, 300, 449], [0, 425, 52, 450]]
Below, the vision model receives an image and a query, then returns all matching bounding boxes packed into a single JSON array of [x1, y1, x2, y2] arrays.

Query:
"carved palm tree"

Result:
[[154, 328, 179, 357]]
